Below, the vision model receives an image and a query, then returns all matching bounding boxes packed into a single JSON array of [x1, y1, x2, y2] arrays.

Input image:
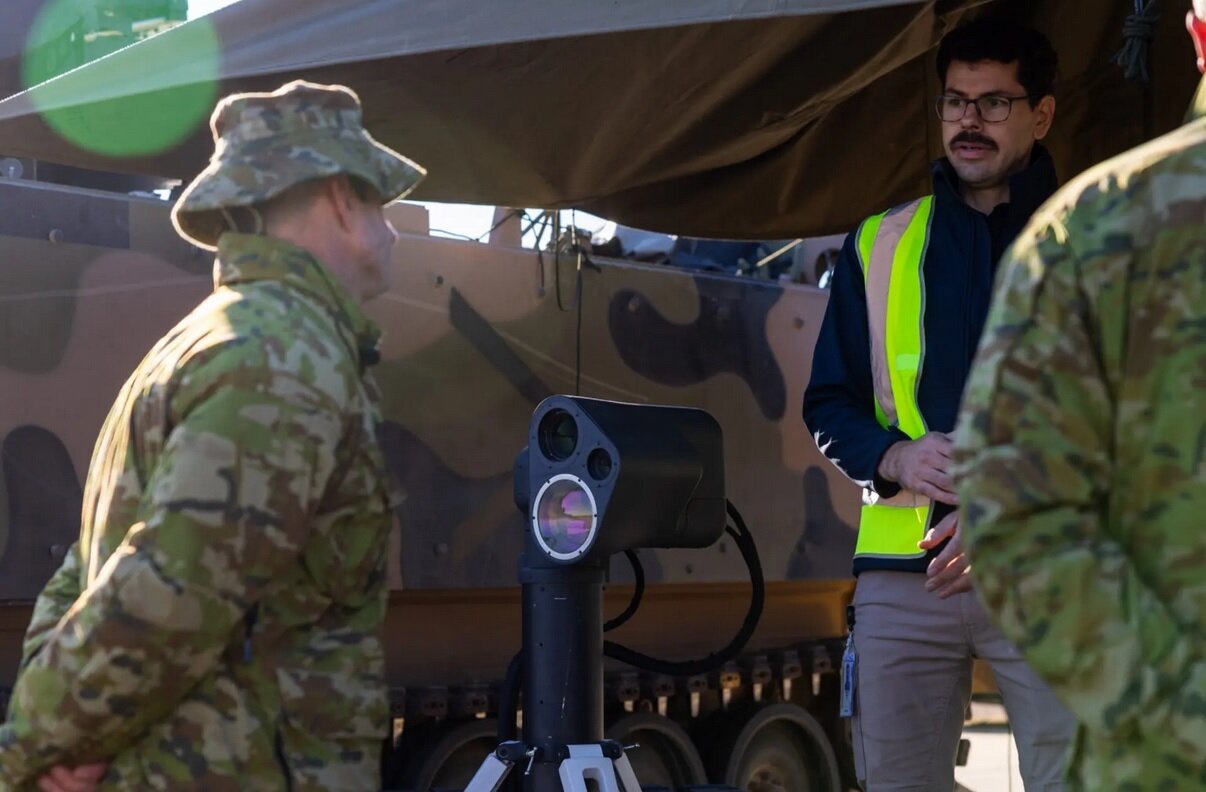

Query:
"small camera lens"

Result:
[[587, 448, 613, 480], [538, 409, 578, 461]]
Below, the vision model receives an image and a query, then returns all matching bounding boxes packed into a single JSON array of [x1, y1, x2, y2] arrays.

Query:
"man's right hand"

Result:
[[877, 432, 959, 504], [37, 763, 108, 792]]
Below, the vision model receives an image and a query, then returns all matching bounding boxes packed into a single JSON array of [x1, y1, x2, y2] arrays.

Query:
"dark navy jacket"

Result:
[[802, 147, 1058, 575]]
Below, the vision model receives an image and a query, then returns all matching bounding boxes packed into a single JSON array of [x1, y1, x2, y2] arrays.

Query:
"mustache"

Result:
[[951, 132, 997, 149]]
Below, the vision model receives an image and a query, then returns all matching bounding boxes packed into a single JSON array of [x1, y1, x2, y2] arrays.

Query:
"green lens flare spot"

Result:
[[22, 1, 220, 158]]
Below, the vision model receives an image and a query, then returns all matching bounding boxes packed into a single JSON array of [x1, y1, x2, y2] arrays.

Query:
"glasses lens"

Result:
[[534, 478, 597, 557], [937, 96, 962, 121], [979, 97, 1010, 122]]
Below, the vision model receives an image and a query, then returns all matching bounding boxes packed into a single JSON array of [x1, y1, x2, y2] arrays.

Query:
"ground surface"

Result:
[[956, 702, 1024, 792]]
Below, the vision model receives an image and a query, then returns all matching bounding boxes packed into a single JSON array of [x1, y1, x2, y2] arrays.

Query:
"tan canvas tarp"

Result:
[[0, 0, 1197, 238]]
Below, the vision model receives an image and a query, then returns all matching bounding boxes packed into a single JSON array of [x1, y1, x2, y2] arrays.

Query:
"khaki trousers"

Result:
[[851, 570, 1076, 791]]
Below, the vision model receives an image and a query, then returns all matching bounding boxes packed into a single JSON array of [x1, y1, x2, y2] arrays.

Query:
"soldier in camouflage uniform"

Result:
[[0, 80, 425, 791], [953, 4, 1206, 790]]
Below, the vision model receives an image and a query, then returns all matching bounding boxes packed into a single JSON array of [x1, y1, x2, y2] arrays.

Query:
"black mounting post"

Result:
[[519, 553, 606, 790]]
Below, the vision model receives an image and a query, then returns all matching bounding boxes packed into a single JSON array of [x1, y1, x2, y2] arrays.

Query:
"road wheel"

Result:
[[400, 718, 498, 791], [713, 704, 841, 792], [813, 670, 857, 789], [606, 712, 709, 788]]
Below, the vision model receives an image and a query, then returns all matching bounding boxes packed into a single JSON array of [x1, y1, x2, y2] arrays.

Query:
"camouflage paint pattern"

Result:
[[954, 77, 1206, 792], [0, 233, 396, 790]]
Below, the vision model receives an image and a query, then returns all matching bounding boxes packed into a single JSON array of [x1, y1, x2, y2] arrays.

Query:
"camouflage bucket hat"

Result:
[[172, 79, 426, 250]]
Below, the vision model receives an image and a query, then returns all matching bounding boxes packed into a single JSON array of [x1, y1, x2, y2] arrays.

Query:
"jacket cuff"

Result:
[[870, 430, 910, 498]]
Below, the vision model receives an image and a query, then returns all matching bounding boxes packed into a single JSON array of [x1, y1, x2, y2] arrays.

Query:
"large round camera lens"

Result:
[[532, 475, 598, 561], [587, 448, 613, 480], [538, 409, 578, 462]]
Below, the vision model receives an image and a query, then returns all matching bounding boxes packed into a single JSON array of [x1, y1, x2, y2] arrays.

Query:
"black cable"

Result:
[[602, 500, 764, 678], [519, 209, 548, 240], [603, 550, 645, 632], [531, 211, 550, 297], [553, 214, 580, 314], [552, 210, 563, 312], [571, 208, 584, 395], [574, 247, 584, 395], [496, 652, 526, 792], [497, 650, 522, 743], [428, 228, 478, 241], [475, 207, 524, 242], [532, 211, 552, 305], [1112, 0, 1160, 85]]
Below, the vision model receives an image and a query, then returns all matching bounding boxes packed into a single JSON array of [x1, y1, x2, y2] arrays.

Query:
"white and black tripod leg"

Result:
[[612, 750, 643, 792], [463, 741, 533, 792], [556, 742, 645, 792]]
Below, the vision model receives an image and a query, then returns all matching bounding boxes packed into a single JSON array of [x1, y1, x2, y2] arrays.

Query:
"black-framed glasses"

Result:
[[935, 94, 1032, 123]]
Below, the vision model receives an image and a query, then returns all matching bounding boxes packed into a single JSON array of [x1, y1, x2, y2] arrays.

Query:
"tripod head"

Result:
[[515, 395, 727, 566]]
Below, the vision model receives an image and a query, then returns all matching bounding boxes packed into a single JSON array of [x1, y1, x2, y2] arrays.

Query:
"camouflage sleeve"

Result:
[[13, 542, 83, 676], [0, 344, 346, 784], [953, 220, 1202, 745]]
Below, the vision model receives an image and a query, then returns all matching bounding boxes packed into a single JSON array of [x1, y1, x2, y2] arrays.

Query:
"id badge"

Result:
[[839, 633, 857, 718]]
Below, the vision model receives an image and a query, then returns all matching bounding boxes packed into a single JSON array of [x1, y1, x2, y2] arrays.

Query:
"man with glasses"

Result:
[[803, 17, 1076, 790]]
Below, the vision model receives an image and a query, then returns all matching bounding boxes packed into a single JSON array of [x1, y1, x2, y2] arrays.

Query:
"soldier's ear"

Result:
[[322, 175, 358, 234]]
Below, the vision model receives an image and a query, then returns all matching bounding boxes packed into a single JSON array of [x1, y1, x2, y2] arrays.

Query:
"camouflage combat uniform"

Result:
[[0, 81, 424, 790], [954, 77, 1206, 790]]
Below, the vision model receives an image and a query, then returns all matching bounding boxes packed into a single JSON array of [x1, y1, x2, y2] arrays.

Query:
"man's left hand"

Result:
[[920, 511, 972, 599]]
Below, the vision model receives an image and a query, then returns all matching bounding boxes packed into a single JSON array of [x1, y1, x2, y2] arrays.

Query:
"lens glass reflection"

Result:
[[535, 478, 596, 557]]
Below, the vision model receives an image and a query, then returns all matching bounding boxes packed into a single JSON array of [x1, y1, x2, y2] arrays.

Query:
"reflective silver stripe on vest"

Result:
[[863, 196, 925, 430]]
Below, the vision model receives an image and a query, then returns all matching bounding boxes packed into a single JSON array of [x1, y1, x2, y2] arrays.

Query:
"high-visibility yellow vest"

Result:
[[853, 195, 935, 562]]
